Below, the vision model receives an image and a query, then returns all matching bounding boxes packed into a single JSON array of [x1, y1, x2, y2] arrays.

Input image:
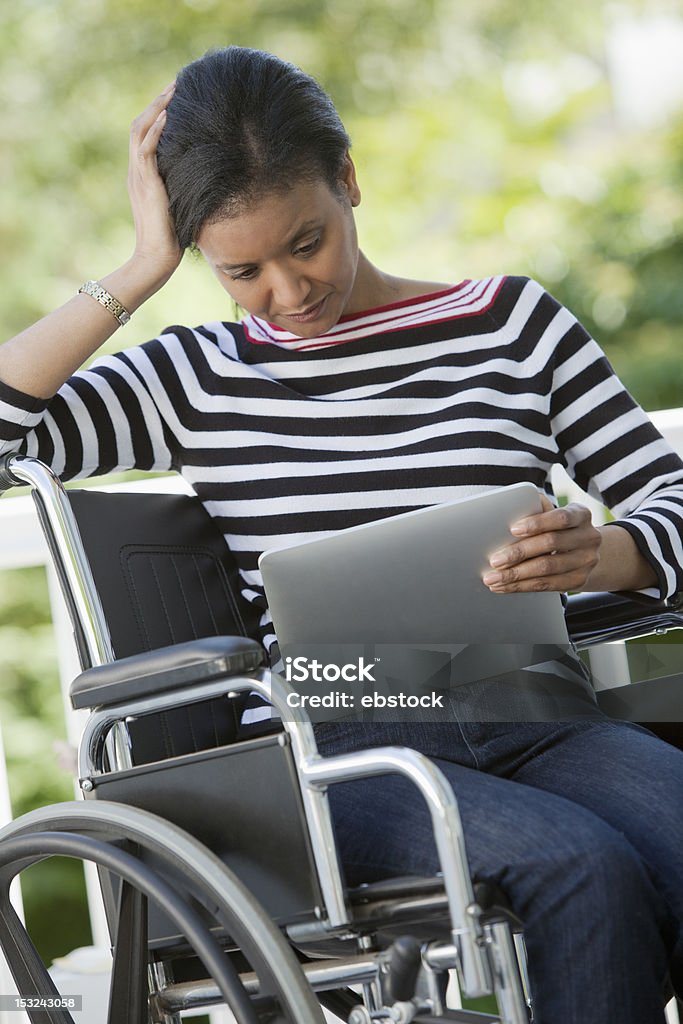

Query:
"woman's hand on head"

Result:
[[0, 82, 184, 400], [482, 495, 602, 594], [128, 82, 183, 281]]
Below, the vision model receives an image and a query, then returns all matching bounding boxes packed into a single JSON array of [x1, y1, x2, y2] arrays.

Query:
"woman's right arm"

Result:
[[0, 82, 181, 401]]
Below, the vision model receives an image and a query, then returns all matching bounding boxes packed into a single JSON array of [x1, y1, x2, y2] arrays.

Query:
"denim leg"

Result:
[[317, 720, 676, 1024], [479, 718, 683, 996]]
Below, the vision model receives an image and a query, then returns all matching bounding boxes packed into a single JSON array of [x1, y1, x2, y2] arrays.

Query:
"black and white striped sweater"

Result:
[[2, 275, 683, 670]]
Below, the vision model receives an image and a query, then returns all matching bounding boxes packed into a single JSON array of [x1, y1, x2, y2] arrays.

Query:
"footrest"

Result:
[[70, 636, 264, 710]]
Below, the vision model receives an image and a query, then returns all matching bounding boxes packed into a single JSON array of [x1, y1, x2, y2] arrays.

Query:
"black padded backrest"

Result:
[[67, 488, 264, 757], [67, 489, 261, 658]]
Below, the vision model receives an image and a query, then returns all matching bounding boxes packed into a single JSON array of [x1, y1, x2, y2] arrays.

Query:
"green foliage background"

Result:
[[1, 0, 682, 987], [2, 0, 683, 407]]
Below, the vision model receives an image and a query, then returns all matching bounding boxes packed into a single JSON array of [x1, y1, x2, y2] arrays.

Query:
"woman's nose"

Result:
[[270, 269, 311, 312]]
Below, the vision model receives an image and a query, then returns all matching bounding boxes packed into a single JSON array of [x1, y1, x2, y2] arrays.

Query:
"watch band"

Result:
[[78, 280, 131, 326]]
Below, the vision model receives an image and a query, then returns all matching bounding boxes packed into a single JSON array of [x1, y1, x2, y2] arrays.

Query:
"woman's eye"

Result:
[[295, 237, 320, 257], [230, 267, 258, 282]]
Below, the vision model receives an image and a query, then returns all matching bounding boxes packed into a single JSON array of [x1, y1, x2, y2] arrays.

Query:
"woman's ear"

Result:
[[340, 154, 361, 207]]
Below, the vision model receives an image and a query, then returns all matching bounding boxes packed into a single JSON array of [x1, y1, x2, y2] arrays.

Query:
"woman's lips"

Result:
[[282, 295, 328, 324]]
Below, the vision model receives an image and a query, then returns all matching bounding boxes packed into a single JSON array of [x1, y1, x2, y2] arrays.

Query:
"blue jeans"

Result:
[[315, 715, 683, 1024]]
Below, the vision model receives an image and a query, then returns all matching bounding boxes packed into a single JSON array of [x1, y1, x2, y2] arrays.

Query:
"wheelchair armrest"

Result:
[[69, 635, 264, 710], [566, 590, 683, 649]]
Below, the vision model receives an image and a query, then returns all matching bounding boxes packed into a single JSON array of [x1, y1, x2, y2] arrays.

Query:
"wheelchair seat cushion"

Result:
[[70, 636, 264, 710]]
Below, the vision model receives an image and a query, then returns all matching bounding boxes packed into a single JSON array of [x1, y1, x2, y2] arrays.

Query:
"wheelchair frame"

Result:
[[1, 452, 682, 1024]]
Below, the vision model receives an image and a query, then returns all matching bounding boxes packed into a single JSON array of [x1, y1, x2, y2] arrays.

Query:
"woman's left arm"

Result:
[[482, 279, 683, 599]]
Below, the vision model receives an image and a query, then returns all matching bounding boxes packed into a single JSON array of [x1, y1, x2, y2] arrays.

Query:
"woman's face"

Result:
[[196, 158, 362, 337]]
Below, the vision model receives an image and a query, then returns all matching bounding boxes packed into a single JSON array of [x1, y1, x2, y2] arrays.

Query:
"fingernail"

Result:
[[510, 521, 528, 536], [162, 80, 176, 94], [489, 552, 507, 567], [482, 572, 502, 585]]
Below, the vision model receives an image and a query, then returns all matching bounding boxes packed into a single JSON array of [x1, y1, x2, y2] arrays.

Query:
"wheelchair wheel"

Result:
[[0, 801, 326, 1024]]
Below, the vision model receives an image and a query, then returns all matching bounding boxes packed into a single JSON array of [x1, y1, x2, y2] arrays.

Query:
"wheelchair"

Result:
[[0, 452, 681, 1024]]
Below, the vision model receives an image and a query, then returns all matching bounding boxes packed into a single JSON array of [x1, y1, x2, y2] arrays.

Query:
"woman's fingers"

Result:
[[126, 82, 182, 271], [483, 501, 601, 593], [483, 549, 600, 592], [128, 82, 175, 179], [509, 500, 591, 540], [489, 509, 593, 565], [136, 108, 168, 160], [129, 82, 176, 151]]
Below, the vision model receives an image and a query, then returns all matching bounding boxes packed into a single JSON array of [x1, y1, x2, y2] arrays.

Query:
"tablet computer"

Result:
[[259, 482, 570, 651]]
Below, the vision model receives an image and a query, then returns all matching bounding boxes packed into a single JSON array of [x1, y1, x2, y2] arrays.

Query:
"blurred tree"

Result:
[[548, 116, 683, 410], [1, 0, 681, 411]]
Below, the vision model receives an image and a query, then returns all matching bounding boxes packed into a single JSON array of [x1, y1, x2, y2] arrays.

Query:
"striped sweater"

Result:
[[2, 275, 683, 666]]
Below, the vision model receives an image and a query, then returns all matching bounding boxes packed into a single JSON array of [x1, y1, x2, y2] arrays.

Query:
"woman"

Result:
[[0, 47, 682, 1022]]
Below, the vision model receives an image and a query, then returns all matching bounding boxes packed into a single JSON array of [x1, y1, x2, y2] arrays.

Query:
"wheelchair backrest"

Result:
[[66, 488, 262, 658], [67, 487, 263, 757], [65, 487, 326, 933]]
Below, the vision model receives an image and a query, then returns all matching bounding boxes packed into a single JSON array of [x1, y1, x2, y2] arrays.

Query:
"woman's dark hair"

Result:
[[157, 47, 351, 250]]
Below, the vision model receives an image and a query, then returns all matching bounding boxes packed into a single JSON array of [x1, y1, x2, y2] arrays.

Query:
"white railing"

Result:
[[0, 410, 682, 1022]]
